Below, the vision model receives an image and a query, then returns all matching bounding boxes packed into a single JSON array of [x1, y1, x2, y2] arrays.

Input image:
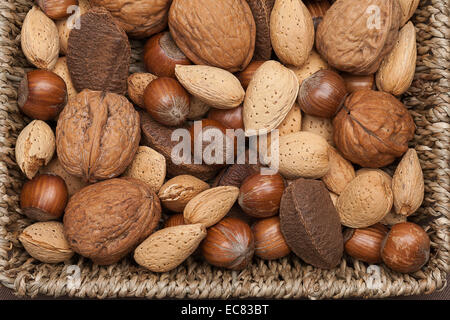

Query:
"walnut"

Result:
[[89, 0, 172, 38], [316, 0, 402, 75], [333, 90, 415, 168], [56, 90, 140, 183], [63, 178, 161, 265]]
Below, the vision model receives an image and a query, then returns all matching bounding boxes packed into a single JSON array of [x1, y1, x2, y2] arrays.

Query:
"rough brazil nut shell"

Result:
[[64, 178, 161, 265], [246, 0, 275, 60], [169, 0, 256, 72], [56, 90, 140, 183], [280, 178, 343, 269]]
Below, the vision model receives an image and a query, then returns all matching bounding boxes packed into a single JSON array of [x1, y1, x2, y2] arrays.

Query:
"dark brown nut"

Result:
[[304, 0, 331, 30], [333, 90, 415, 168], [169, 0, 256, 72], [89, 0, 172, 38], [280, 178, 343, 269], [63, 177, 161, 265], [246, 0, 275, 60], [56, 90, 140, 183], [316, 0, 402, 75], [67, 7, 130, 94], [140, 111, 220, 181]]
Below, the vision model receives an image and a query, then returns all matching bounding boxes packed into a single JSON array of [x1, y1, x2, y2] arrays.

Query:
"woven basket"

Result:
[[0, 0, 448, 299]]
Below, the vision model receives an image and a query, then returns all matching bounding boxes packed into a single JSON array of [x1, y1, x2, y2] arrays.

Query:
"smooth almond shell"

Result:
[[287, 49, 329, 86], [16, 120, 55, 180], [322, 147, 356, 195], [134, 224, 206, 272], [21, 6, 59, 70], [301, 113, 334, 146], [158, 175, 210, 213], [52, 57, 77, 101], [356, 168, 392, 186], [243, 60, 299, 135], [270, 0, 314, 67], [127, 73, 158, 108], [398, 0, 420, 26], [184, 186, 239, 227], [392, 148, 424, 216], [277, 131, 329, 179], [175, 65, 245, 109], [337, 170, 394, 228], [19, 221, 74, 263], [376, 22, 417, 96]]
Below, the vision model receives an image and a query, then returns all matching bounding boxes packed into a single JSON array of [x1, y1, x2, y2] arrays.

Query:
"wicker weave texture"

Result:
[[0, 0, 448, 299]]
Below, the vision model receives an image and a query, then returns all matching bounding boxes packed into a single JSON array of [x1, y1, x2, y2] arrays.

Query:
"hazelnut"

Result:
[[144, 31, 191, 78], [143, 77, 190, 127], [37, 0, 79, 20], [201, 217, 254, 270], [18, 69, 67, 121], [341, 73, 375, 94], [20, 174, 68, 221], [381, 222, 430, 273], [343, 223, 389, 264], [237, 60, 264, 90], [238, 173, 285, 218], [207, 106, 244, 130], [252, 216, 291, 260], [164, 213, 185, 228]]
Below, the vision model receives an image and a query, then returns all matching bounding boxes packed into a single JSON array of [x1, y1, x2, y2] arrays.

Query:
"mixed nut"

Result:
[[15, 0, 429, 275]]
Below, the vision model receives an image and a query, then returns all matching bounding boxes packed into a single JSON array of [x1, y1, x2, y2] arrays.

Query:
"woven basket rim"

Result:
[[0, 0, 448, 299]]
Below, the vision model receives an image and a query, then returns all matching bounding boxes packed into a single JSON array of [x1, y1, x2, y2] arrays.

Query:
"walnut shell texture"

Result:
[[316, 0, 402, 75], [63, 178, 161, 265], [56, 90, 140, 183], [333, 90, 415, 168], [169, 0, 256, 72], [90, 0, 172, 38]]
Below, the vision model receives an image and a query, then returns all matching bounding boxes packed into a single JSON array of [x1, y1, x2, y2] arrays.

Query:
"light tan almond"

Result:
[[322, 147, 356, 195], [52, 57, 77, 101], [398, 0, 420, 26], [270, 0, 314, 67], [21, 6, 59, 70], [356, 168, 392, 186], [134, 224, 206, 273], [266, 103, 302, 148], [123, 146, 166, 193], [158, 175, 210, 213], [301, 113, 334, 146], [277, 131, 329, 179], [329, 191, 338, 207], [175, 65, 245, 109], [376, 22, 417, 96], [127, 72, 158, 108], [184, 186, 239, 227], [187, 96, 211, 120], [16, 120, 55, 180], [392, 148, 424, 216], [243, 60, 299, 136], [337, 170, 393, 228], [287, 49, 329, 86], [19, 221, 74, 263]]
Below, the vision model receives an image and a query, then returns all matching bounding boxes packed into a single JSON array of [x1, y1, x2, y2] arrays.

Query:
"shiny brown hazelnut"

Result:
[[238, 173, 285, 218], [298, 69, 347, 118], [143, 77, 190, 127], [143, 31, 191, 78], [18, 69, 67, 121], [341, 73, 375, 93], [37, 0, 79, 20], [381, 222, 430, 273], [20, 174, 68, 221], [164, 213, 185, 228], [343, 223, 389, 264], [237, 60, 264, 90], [252, 216, 291, 260], [207, 105, 244, 130], [201, 217, 254, 270]]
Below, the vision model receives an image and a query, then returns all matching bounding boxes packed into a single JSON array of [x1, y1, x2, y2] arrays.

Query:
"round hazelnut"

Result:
[[164, 213, 185, 228], [237, 60, 264, 90], [341, 73, 375, 94], [252, 216, 291, 260], [207, 105, 244, 130], [37, 0, 79, 20]]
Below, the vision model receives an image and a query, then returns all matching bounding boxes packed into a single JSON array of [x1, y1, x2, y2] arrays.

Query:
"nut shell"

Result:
[[252, 216, 291, 260], [64, 178, 161, 265], [301, 114, 334, 146], [52, 57, 77, 102], [56, 90, 140, 183], [246, 0, 275, 60], [288, 49, 329, 86], [127, 73, 158, 108], [321, 147, 355, 195], [343, 223, 388, 264]]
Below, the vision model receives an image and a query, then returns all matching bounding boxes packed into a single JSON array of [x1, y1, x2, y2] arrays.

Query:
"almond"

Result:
[[243, 60, 299, 136], [127, 73, 158, 108], [270, 0, 314, 67], [21, 6, 59, 70], [16, 120, 55, 180], [356, 168, 393, 186], [184, 186, 239, 227], [322, 147, 356, 195], [123, 146, 166, 193], [175, 65, 245, 109], [19, 221, 74, 263], [134, 224, 207, 272], [277, 131, 329, 179], [398, 0, 420, 26], [266, 103, 302, 148], [392, 148, 424, 216], [337, 170, 394, 228], [376, 22, 417, 96], [52, 57, 77, 101], [158, 175, 210, 213], [287, 49, 329, 86], [301, 113, 334, 146]]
